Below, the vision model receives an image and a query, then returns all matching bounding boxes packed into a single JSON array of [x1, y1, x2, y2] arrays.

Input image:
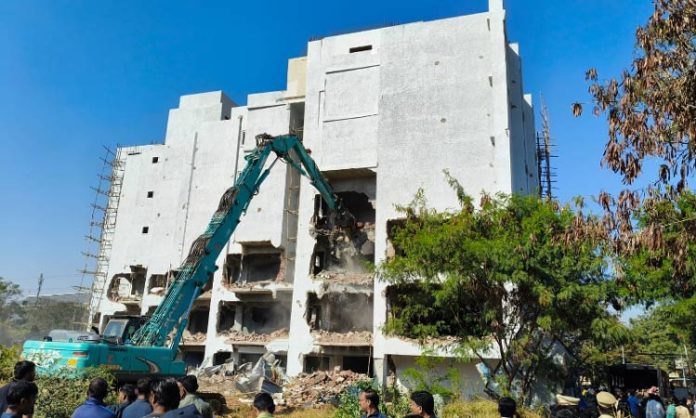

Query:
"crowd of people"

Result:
[[0, 360, 226, 418], [0, 359, 447, 418], [6, 359, 696, 418], [551, 386, 696, 418]]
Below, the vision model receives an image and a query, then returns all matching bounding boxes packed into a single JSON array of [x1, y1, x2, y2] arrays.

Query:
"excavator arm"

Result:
[[130, 134, 351, 348]]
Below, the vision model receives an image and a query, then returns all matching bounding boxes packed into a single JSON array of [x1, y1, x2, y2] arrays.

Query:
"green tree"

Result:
[[380, 183, 628, 402], [616, 192, 696, 303], [574, 0, 696, 290], [572, 0, 696, 371]]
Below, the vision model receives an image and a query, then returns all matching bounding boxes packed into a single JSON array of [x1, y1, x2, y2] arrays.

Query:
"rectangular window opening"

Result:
[[147, 191, 154, 198], [349, 45, 372, 53], [142, 226, 149, 234], [152, 157, 159, 163]]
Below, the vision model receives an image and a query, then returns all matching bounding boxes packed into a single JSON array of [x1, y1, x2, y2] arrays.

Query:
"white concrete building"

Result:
[[89, 0, 538, 397]]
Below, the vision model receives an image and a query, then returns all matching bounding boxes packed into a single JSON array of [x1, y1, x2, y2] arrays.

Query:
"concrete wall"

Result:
[[91, 0, 538, 391]]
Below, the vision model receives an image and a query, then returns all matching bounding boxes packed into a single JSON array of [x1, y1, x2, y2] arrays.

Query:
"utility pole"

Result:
[[684, 343, 690, 387], [35, 273, 44, 305]]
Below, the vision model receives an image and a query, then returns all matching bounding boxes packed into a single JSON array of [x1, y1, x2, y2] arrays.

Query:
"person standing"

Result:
[[645, 387, 665, 418], [0, 362, 36, 414], [498, 397, 517, 418], [666, 397, 677, 418], [71, 378, 115, 418], [144, 379, 200, 418], [359, 389, 387, 418], [176, 376, 212, 418], [552, 394, 581, 418], [109, 384, 135, 418], [616, 389, 631, 418], [252, 392, 275, 418], [1, 382, 38, 418], [582, 388, 600, 418], [596, 391, 620, 418], [123, 378, 153, 418], [675, 398, 690, 418], [627, 390, 640, 418], [410, 391, 436, 418]]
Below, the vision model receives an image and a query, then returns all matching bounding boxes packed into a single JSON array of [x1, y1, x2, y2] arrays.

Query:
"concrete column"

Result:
[[373, 357, 387, 387], [488, 0, 513, 194], [233, 304, 243, 332], [286, 176, 320, 376]]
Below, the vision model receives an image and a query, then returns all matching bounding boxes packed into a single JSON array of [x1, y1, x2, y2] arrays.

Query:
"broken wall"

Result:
[[310, 172, 376, 280], [223, 244, 286, 286], [306, 293, 373, 333]]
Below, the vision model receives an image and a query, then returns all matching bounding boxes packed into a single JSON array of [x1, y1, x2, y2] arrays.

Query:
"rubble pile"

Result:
[[197, 353, 286, 399], [282, 366, 370, 407], [312, 330, 372, 345], [220, 328, 289, 344], [223, 280, 273, 290], [182, 330, 207, 344], [314, 270, 373, 285]]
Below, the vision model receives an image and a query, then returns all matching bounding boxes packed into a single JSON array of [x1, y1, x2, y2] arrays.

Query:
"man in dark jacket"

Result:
[[123, 378, 153, 418], [0, 361, 36, 414], [176, 376, 212, 418], [1, 381, 38, 418], [144, 379, 201, 418], [359, 389, 386, 418], [109, 384, 136, 418], [71, 378, 115, 418]]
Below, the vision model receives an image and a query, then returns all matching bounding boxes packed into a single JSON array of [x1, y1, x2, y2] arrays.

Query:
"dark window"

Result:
[[241, 130, 246, 145], [343, 356, 372, 375], [147, 191, 154, 198], [152, 157, 159, 163], [142, 227, 149, 234], [304, 356, 330, 373], [213, 352, 231, 366], [349, 45, 372, 53]]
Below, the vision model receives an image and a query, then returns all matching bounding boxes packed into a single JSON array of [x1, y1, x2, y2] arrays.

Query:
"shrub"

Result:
[[0, 348, 117, 418], [33, 368, 116, 418], [442, 399, 544, 418], [333, 381, 410, 418], [0, 345, 20, 384]]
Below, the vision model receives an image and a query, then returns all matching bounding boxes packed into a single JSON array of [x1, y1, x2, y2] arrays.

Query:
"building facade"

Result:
[[88, 0, 538, 397]]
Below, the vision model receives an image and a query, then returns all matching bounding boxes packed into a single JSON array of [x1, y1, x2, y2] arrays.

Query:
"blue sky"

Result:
[[0, 0, 653, 297]]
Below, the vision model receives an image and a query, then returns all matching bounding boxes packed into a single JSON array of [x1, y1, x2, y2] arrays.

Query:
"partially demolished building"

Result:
[[88, 0, 538, 397]]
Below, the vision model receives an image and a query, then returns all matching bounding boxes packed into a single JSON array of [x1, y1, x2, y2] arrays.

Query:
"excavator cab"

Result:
[[100, 316, 148, 344]]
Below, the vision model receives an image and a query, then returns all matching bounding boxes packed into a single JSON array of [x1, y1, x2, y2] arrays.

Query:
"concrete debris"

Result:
[[314, 270, 373, 286], [197, 353, 286, 401], [281, 366, 371, 407], [221, 328, 289, 344], [223, 280, 273, 290], [235, 353, 286, 394], [149, 286, 166, 295], [182, 330, 207, 344], [401, 335, 460, 346], [312, 330, 372, 345]]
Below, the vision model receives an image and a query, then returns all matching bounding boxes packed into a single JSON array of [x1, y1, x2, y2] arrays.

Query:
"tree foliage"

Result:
[[581, 0, 696, 193], [616, 192, 696, 303], [380, 183, 628, 401], [575, 1, 696, 350]]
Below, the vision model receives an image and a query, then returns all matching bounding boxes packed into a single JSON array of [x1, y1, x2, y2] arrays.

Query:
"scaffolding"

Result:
[[76, 145, 125, 330], [536, 101, 556, 200]]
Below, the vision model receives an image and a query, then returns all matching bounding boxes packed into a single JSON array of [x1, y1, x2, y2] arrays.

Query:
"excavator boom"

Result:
[[131, 134, 351, 347]]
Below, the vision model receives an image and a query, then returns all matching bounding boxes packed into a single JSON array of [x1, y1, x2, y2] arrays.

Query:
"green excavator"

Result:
[[22, 134, 353, 381]]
